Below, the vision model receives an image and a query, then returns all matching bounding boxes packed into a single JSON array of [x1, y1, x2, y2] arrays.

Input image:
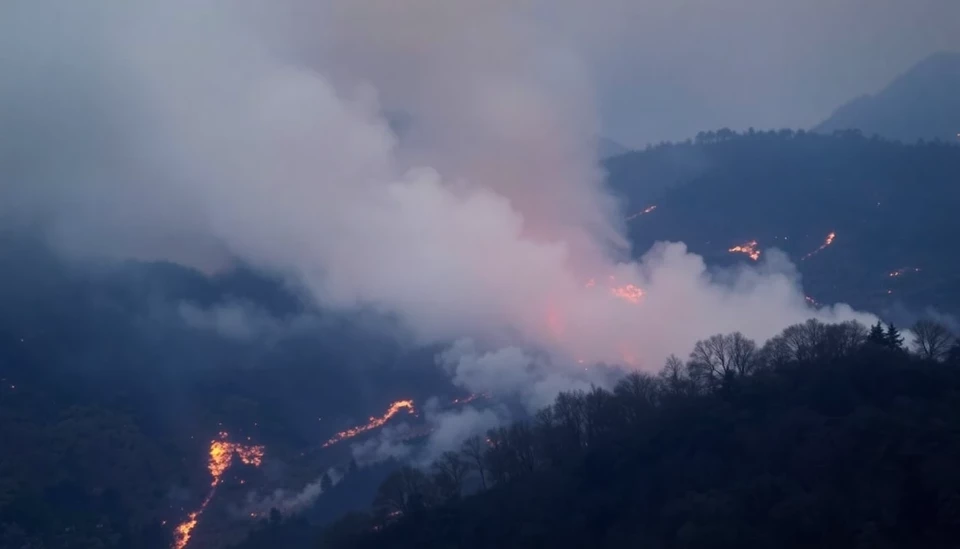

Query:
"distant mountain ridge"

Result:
[[814, 51, 960, 143]]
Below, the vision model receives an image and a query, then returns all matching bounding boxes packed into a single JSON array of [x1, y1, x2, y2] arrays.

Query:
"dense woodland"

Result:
[[290, 318, 960, 549], [2, 130, 960, 548]]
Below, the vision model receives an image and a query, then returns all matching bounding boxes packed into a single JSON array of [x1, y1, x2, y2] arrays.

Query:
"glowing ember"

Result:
[[625, 205, 657, 221], [888, 267, 921, 278], [610, 283, 645, 304], [172, 433, 265, 549], [321, 400, 416, 448], [728, 240, 761, 261], [801, 231, 836, 261]]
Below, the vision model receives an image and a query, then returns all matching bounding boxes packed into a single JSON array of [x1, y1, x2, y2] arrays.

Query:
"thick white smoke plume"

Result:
[[0, 1, 877, 397]]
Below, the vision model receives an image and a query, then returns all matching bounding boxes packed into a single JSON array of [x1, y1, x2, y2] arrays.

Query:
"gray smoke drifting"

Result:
[[0, 2, 878, 399], [243, 467, 343, 517], [351, 399, 507, 468]]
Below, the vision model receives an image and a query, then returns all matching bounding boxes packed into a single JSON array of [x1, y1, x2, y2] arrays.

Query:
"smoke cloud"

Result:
[[243, 467, 343, 516], [352, 400, 507, 467], [0, 2, 879, 404]]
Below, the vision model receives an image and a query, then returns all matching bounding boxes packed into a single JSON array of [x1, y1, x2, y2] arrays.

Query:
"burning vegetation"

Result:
[[172, 433, 265, 549], [728, 240, 761, 261], [322, 400, 417, 448], [801, 231, 836, 261]]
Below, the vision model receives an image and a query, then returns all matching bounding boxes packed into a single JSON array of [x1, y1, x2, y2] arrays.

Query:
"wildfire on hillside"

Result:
[[172, 433, 265, 549], [728, 240, 761, 261], [321, 400, 416, 448], [801, 231, 836, 261]]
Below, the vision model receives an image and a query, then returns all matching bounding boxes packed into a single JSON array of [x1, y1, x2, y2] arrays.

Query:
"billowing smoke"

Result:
[[0, 1, 878, 402], [352, 399, 507, 467], [243, 467, 343, 516]]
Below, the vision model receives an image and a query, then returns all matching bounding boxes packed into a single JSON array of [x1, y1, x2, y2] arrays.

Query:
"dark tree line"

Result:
[[313, 318, 960, 549]]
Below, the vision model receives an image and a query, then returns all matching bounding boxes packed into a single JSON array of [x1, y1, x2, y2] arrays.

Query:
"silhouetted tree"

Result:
[[886, 323, 905, 350], [868, 321, 887, 346], [459, 436, 488, 490], [373, 466, 434, 517], [430, 452, 469, 501], [911, 320, 955, 361]]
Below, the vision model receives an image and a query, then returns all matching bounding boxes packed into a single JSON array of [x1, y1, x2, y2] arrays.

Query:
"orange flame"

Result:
[[801, 231, 836, 261], [586, 275, 646, 304], [172, 433, 265, 549], [610, 283, 645, 304], [728, 240, 761, 261], [321, 400, 416, 448]]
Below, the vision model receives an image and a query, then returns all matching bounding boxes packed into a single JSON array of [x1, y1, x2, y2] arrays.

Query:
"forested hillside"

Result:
[[4, 130, 960, 548], [307, 320, 960, 549], [0, 239, 451, 548], [606, 130, 960, 314]]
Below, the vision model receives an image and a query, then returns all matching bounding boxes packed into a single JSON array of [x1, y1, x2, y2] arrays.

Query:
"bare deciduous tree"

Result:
[[688, 333, 758, 386], [373, 466, 434, 516], [431, 451, 469, 500], [912, 320, 955, 361], [460, 435, 488, 490]]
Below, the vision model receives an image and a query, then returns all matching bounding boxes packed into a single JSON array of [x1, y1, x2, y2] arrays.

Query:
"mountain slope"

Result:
[[814, 52, 960, 143], [598, 137, 630, 159], [605, 130, 960, 316]]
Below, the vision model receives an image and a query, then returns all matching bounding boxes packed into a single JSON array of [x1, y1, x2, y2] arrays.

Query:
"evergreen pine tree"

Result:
[[885, 323, 905, 350], [868, 321, 887, 345]]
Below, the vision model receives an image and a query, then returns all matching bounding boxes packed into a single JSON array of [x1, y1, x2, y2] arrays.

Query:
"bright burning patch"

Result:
[[322, 400, 416, 448], [172, 433, 265, 549], [610, 283, 645, 304], [728, 240, 761, 261], [802, 231, 836, 261]]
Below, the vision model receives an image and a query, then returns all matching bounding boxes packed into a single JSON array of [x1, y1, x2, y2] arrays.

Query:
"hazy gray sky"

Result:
[[541, 0, 960, 146]]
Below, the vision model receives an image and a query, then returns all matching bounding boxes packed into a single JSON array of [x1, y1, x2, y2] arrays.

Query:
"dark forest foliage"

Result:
[[308, 319, 960, 549]]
